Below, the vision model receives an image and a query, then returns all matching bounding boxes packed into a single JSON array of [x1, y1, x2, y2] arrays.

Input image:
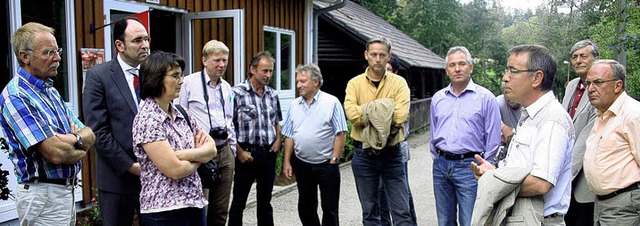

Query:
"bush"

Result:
[[76, 193, 101, 226]]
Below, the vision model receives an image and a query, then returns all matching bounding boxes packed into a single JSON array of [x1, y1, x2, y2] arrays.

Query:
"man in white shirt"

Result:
[[472, 45, 575, 226]]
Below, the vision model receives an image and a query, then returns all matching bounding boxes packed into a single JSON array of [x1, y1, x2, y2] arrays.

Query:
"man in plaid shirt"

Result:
[[228, 51, 282, 226], [0, 22, 95, 225]]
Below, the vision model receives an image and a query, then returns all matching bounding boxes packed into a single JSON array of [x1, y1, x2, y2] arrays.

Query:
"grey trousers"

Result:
[[594, 189, 640, 226]]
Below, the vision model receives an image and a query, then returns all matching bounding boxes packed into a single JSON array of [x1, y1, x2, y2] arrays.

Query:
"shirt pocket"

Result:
[[238, 107, 257, 121]]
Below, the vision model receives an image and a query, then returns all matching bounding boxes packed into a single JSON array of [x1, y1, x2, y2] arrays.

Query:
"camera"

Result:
[[209, 127, 229, 140]]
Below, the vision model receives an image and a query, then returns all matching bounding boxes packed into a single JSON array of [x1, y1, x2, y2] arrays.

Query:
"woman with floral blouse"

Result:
[[132, 51, 217, 225]]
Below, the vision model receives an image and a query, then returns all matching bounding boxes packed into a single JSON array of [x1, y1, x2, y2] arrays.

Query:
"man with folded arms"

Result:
[[583, 59, 640, 225]]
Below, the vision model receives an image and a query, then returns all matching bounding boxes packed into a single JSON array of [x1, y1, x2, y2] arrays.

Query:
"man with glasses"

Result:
[[583, 60, 640, 225], [83, 16, 150, 226], [1, 22, 96, 225], [344, 37, 413, 225], [562, 40, 598, 226], [472, 45, 575, 226], [178, 40, 236, 226], [430, 46, 501, 226]]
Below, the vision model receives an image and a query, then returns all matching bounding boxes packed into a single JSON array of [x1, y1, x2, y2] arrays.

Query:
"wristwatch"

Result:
[[330, 156, 339, 163], [72, 133, 83, 149]]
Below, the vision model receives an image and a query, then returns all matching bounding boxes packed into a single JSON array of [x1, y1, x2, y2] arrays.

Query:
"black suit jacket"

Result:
[[83, 59, 141, 194]]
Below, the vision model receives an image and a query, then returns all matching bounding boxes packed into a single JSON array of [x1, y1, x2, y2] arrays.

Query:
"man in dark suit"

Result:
[[82, 16, 150, 226], [562, 40, 598, 226]]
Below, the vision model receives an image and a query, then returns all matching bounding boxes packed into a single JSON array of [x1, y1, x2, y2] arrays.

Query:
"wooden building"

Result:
[[314, 1, 447, 133]]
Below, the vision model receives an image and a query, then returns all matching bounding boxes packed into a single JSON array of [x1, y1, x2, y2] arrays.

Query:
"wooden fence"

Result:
[[409, 98, 431, 134]]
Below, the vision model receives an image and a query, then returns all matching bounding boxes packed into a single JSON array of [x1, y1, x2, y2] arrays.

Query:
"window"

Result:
[[21, 0, 70, 101], [264, 26, 295, 92]]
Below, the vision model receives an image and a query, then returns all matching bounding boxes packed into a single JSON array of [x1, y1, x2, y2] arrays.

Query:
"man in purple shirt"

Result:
[[429, 46, 502, 226]]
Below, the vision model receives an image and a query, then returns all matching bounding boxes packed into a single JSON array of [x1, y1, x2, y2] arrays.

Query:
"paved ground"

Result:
[[241, 130, 437, 225]]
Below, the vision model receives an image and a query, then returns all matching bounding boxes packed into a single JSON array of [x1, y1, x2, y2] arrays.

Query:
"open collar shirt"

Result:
[[282, 90, 348, 164], [499, 91, 575, 216], [232, 78, 282, 146], [0, 68, 84, 182], [584, 91, 640, 196], [178, 70, 237, 154], [429, 79, 502, 163]]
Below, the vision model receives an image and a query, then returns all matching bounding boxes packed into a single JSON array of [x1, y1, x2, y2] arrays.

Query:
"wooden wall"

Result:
[[73, 0, 307, 203]]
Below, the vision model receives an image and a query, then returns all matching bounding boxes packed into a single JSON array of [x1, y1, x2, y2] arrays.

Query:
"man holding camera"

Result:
[[178, 40, 237, 226]]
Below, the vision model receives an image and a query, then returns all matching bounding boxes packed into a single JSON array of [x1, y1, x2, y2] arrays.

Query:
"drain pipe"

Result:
[[313, 0, 346, 64]]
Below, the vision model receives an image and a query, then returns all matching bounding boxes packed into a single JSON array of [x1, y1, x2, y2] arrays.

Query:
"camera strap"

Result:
[[200, 70, 228, 132]]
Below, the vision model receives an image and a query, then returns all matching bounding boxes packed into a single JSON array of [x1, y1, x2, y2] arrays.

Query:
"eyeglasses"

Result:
[[585, 79, 618, 87], [129, 37, 151, 44], [504, 68, 539, 76], [26, 48, 63, 57]]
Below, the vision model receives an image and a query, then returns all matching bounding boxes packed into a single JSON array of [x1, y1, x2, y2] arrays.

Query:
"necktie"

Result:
[[129, 68, 140, 103]]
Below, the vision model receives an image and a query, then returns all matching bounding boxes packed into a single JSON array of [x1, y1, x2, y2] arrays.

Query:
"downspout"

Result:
[[313, 0, 346, 64]]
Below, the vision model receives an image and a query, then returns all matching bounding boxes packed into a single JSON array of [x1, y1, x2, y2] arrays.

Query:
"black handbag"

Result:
[[175, 105, 220, 188]]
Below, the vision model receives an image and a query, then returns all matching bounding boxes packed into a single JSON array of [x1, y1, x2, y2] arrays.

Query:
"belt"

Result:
[[596, 181, 640, 200], [436, 149, 480, 160], [238, 142, 271, 152], [28, 177, 77, 186], [544, 213, 563, 219], [216, 140, 229, 151]]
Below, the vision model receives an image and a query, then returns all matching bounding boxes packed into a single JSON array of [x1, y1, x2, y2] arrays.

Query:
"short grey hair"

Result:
[[592, 59, 626, 89], [295, 63, 323, 87], [366, 36, 392, 53], [570, 39, 599, 58], [445, 46, 473, 66]]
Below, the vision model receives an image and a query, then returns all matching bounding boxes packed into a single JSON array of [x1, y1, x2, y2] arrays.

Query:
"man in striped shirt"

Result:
[[282, 63, 348, 226], [0, 22, 95, 225], [228, 51, 282, 226]]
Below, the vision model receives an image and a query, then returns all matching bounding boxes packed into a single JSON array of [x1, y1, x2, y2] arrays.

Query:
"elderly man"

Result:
[[0, 22, 96, 225], [583, 60, 640, 225], [430, 46, 501, 226], [282, 63, 348, 226], [178, 40, 236, 226], [472, 45, 575, 226], [228, 51, 282, 226], [562, 40, 599, 226], [83, 16, 150, 226], [344, 37, 413, 225]]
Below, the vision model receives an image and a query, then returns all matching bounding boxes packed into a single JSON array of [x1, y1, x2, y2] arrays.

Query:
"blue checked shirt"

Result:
[[232, 79, 282, 146], [0, 68, 84, 182]]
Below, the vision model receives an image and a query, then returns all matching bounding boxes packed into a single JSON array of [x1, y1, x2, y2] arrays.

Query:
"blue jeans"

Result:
[[141, 207, 205, 226], [432, 156, 478, 226], [352, 142, 413, 226], [378, 163, 417, 226]]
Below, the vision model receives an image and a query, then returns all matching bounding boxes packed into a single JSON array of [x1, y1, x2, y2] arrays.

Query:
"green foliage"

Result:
[[341, 121, 355, 161], [76, 190, 101, 226], [355, 0, 640, 101], [583, 0, 640, 99]]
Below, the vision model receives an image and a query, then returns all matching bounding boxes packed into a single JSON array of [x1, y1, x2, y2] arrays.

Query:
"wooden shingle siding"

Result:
[[73, 0, 306, 203]]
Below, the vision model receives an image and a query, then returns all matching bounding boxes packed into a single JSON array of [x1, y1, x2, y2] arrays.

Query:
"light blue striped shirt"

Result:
[[282, 90, 348, 164], [0, 68, 84, 182]]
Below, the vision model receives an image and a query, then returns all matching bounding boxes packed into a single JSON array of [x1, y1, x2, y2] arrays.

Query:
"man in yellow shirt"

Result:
[[344, 37, 412, 225], [584, 59, 640, 225]]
